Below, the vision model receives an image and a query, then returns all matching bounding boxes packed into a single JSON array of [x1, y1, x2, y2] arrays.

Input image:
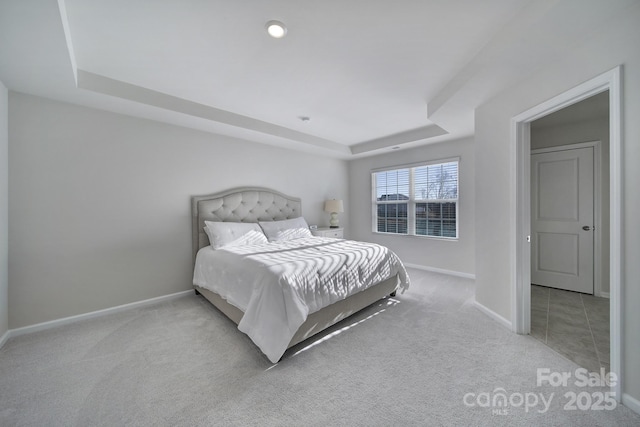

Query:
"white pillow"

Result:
[[204, 221, 268, 249], [259, 217, 312, 242]]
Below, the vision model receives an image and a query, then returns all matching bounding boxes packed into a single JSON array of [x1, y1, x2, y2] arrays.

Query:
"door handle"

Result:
[[582, 226, 592, 231]]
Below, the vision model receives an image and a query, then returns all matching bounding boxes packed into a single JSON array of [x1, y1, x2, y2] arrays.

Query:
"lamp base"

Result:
[[329, 212, 339, 228]]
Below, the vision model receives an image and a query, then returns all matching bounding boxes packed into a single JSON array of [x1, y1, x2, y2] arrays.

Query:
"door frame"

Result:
[[531, 141, 603, 296], [511, 66, 622, 399]]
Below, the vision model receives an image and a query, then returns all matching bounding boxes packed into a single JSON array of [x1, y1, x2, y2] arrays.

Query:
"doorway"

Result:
[[512, 66, 622, 399], [528, 93, 609, 373]]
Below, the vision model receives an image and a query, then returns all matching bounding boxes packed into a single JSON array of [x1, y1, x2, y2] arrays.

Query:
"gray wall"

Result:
[[474, 2, 640, 405], [531, 117, 610, 294], [8, 92, 349, 328], [348, 137, 475, 276], [0, 81, 8, 339]]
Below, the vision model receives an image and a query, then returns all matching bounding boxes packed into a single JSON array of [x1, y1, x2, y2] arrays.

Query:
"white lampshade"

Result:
[[324, 199, 344, 213]]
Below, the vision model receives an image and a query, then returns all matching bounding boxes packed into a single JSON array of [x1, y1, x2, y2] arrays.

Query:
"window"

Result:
[[373, 159, 459, 238]]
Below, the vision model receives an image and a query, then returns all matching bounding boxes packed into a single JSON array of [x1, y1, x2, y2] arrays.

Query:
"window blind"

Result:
[[372, 160, 459, 238]]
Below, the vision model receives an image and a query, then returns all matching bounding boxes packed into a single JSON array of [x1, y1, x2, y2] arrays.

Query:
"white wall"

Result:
[[0, 81, 8, 339], [531, 117, 610, 294], [474, 2, 640, 406], [8, 92, 349, 328], [348, 138, 475, 276]]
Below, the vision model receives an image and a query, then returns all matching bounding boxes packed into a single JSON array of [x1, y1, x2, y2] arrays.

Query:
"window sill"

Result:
[[372, 231, 459, 242]]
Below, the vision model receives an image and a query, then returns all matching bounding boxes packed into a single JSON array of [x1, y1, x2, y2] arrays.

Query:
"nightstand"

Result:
[[311, 227, 344, 238]]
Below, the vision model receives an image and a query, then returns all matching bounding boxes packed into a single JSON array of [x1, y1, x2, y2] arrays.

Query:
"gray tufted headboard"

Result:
[[191, 187, 302, 263]]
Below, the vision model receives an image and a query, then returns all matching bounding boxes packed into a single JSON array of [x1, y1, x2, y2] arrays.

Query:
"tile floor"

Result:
[[530, 285, 610, 373]]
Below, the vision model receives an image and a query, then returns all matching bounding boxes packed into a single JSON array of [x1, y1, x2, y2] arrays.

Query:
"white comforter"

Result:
[[193, 237, 409, 362]]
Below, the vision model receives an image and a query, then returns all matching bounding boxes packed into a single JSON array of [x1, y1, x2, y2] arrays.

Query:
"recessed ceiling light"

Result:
[[266, 20, 287, 38]]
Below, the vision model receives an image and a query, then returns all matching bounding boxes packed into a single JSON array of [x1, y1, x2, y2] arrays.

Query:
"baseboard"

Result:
[[403, 263, 475, 280], [622, 392, 640, 416], [7, 289, 193, 339], [597, 291, 610, 299], [0, 329, 9, 349], [473, 300, 512, 330]]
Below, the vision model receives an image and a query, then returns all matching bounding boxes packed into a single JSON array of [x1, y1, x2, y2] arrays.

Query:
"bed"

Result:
[[191, 187, 409, 362]]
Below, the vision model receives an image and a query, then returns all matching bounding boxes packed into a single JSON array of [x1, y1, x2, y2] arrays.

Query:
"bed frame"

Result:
[[191, 187, 399, 350]]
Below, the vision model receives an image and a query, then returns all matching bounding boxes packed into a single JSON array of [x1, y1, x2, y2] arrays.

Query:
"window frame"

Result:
[[371, 157, 460, 240]]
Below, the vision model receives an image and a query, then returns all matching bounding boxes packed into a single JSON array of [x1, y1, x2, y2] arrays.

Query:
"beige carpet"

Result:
[[1, 268, 638, 426]]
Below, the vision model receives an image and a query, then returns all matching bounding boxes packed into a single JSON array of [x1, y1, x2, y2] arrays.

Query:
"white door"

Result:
[[531, 147, 594, 294]]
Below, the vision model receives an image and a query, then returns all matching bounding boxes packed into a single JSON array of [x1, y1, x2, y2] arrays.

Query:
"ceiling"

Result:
[[0, 0, 634, 158], [531, 91, 609, 129]]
